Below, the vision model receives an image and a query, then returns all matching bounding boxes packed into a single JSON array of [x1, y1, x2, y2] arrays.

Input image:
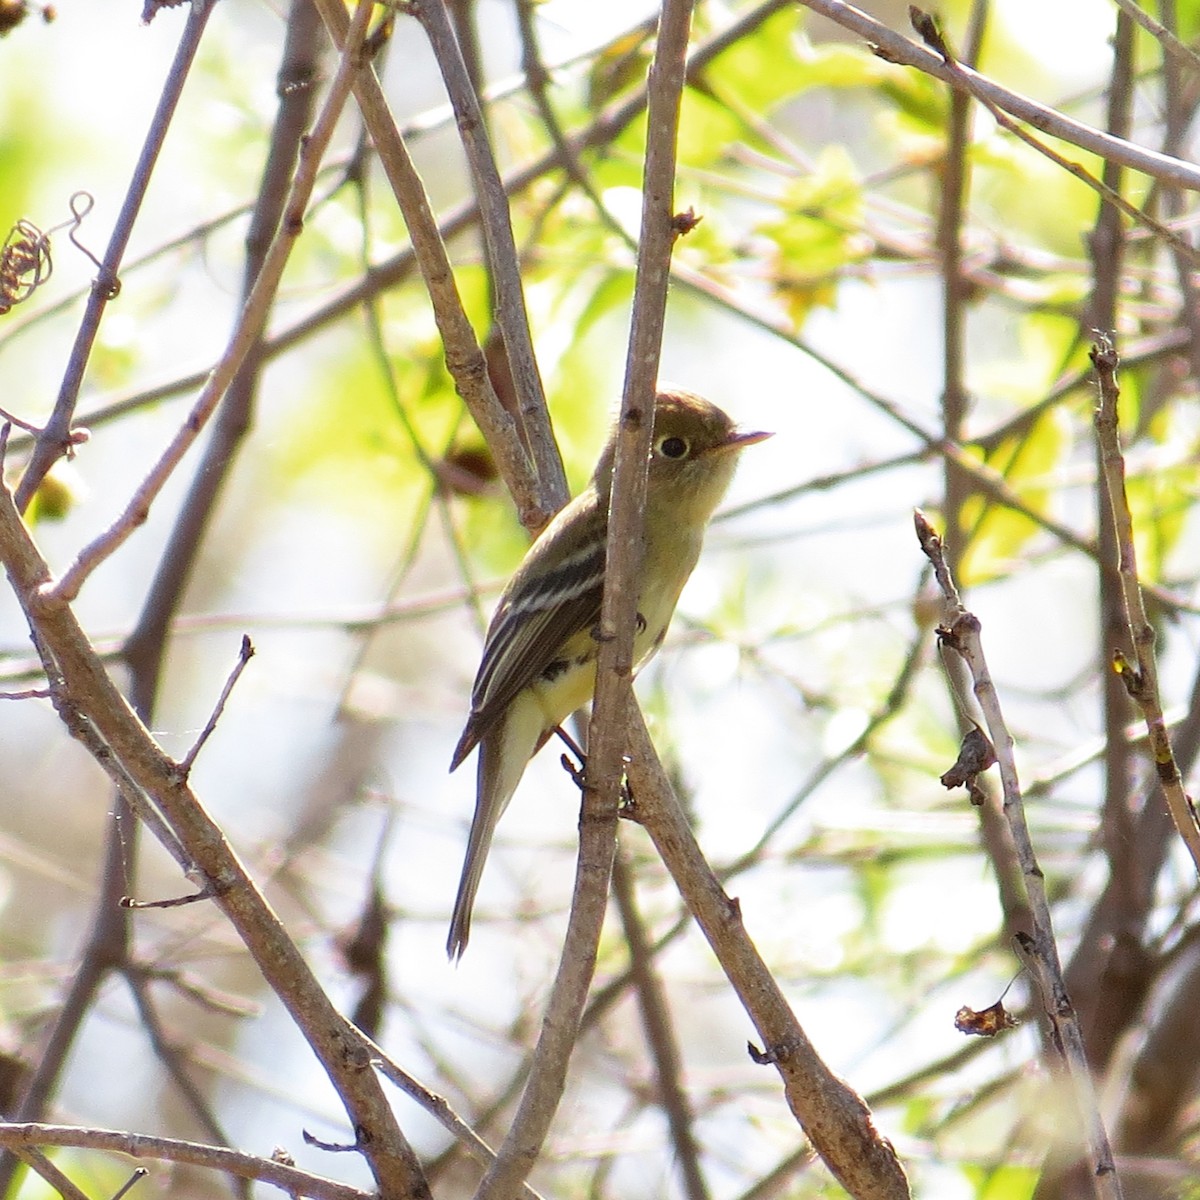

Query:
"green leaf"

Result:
[[1128, 471, 1190, 580], [677, 87, 743, 170], [1176, 0, 1200, 41], [962, 1161, 1038, 1200], [565, 268, 632, 348], [268, 331, 452, 521], [755, 144, 867, 328], [793, 41, 898, 91], [972, 135, 1105, 256], [958, 408, 1069, 585], [696, 7, 809, 113], [586, 24, 655, 109], [976, 310, 1082, 410]]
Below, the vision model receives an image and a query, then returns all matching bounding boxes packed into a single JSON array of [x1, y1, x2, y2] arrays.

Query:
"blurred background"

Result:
[[2, 0, 1199, 1197]]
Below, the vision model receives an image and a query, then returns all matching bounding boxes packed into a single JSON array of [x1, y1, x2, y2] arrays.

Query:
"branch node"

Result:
[[1111, 647, 1143, 697], [747, 1037, 797, 1066], [939, 726, 997, 795], [936, 611, 979, 656], [908, 6, 953, 62], [670, 207, 702, 238], [29, 581, 65, 616]]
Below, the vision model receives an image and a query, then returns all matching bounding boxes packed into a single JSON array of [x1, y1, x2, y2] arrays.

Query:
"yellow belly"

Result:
[[528, 536, 700, 734]]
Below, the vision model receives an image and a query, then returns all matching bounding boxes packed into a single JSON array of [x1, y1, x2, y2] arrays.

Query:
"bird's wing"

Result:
[[450, 499, 607, 769]]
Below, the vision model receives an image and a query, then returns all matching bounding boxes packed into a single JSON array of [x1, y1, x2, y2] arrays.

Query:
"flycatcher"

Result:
[[448, 388, 770, 958]]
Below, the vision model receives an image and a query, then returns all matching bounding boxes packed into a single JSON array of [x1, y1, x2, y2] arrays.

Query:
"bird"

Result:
[[446, 387, 771, 958]]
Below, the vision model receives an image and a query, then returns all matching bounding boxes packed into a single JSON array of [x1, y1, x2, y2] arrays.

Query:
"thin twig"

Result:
[[922, 0, 1046, 1058], [0, 407, 41, 435], [110, 1168, 149, 1200], [175, 635, 254, 777], [622, 699, 910, 1200], [799, 0, 1200, 191], [12, 0, 793, 467], [333, 148, 491, 708], [909, 7, 1200, 268], [0, 10, 430, 1197], [121, 889, 211, 911], [49, 29, 331, 1181], [1111, 0, 1200, 75], [0, 41, 567, 368], [124, 0, 325, 702], [134, 963, 260, 1019], [514, 0, 641, 258], [0, 1125, 373, 1200], [1090, 343, 1200, 874], [0, 636, 138, 1185], [11, 1147, 92, 1200], [576, 630, 928, 1040], [611, 851, 711, 1200], [1078, 8, 1142, 1090], [363, 1035, 547, 1200], [914, 509, 1122, 1200], [476, 0, 698, 1194], [0, 453, 429, 1200], [1157, 0, 1200, 397], [19, 626, 191, 874], [123, 971, 245, 1199], [415, 0, 566, 505], [931, 0, 985, 567], [311, 0, 550, 531], [47, 0, 371, 604], [972, 326, 1192, 454], [668, 259, 1200, 616], [14, 0, 218, 512]]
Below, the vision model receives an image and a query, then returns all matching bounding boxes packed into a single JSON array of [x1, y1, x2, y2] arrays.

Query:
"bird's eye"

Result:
[[657, 435, 689, 460]]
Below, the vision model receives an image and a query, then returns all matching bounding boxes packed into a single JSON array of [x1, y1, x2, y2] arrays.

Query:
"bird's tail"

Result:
[[447, 699, 544, 959]]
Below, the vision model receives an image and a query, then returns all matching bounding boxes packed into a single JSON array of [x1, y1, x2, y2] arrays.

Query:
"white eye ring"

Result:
[[656, 435, 689, 460]]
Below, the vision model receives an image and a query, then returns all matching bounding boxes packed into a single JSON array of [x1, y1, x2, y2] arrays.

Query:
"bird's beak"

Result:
[[718, 428, 773, 452]]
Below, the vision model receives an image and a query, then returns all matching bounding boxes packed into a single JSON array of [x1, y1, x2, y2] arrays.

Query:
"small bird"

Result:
[[447, 388, 771, 958]]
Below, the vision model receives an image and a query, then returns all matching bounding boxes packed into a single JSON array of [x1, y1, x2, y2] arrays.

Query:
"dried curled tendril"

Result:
[[0, 220, 51, 315], [0, 191, 110, 316]]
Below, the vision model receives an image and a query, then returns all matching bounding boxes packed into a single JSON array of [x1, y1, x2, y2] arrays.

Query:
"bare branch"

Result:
[[0, 21, 429, 1185], [622, 698, 910, 1200], [800, 0, 1200, 191], [667, 260, 1200, 618], [48, 0, 375, 603], [1090, 342, 1200, 874], [14, 0, 219, 511], [472, 0, 699, 1193], [1110, 0, 1200, 75], [10, 0, 794, 473], [175, 634, 255, 777], [914, 510, 1122, 1199], [0, 1124, 374, 1200], [110, 1168, 149, 1200], [415, 0, 566, 506], [123, 971, 243, 1197], [612, 851, 711, 1200], [365, 1036, 548, 1200], [11, 1147, 92, 1200], [311, 0, 550, 531], [124, 0, 326, 703], [910, 7, 1200, 267]]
